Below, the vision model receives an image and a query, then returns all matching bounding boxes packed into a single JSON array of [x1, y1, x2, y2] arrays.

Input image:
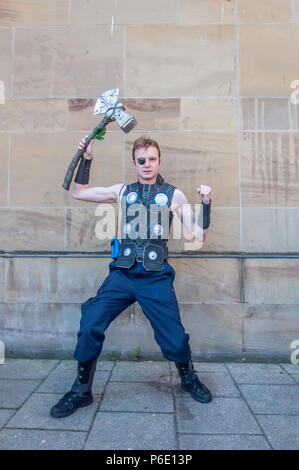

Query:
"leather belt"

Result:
[[135, 255, 167, 262]]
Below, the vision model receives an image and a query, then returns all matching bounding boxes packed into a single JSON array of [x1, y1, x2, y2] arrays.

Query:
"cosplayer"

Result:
[[51, 136, 212, 418]]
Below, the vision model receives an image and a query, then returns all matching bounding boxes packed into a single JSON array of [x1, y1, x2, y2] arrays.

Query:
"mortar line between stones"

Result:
[[3, 257, 8, 303], [7, 133, 11, 206], [64, 207, 67, 250], [291, 0, 295, 20], [235, 0, 243, 255], [123, 25, 126, 97], [1, 23, 296, 29], [10, 27, 15, 99], [1, 129, 299, 134], [2, 95, 297, 100], [223, 363, 274, 450], [68, 0, 71, 25], [240, 258, 245, 361], [236, 1, 245, 362]]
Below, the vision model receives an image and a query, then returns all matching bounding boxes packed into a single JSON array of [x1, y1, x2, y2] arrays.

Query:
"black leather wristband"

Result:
[[198, 199, 211, 229], [74, 157, 92, 184]]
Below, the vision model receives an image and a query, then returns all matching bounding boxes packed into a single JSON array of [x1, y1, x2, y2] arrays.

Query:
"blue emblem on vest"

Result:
[[154, 193, 168, 206]]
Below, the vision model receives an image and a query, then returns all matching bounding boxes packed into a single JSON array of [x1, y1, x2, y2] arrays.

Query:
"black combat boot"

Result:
[[175, 359, 212, 403], [50, 358, 97, 418]]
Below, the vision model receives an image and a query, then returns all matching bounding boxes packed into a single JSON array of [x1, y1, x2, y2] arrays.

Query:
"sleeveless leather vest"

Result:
[[115, 178, 176, 271]]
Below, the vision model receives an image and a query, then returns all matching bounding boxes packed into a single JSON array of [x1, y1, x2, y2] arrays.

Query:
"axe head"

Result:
[[94, 88, 137, 133]]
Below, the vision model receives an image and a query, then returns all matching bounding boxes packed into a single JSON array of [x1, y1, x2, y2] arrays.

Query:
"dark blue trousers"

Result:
[[73, 260, 192, 364]]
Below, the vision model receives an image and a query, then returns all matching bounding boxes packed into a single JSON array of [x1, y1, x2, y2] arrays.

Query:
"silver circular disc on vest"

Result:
[[124, 248, 132, 256], [153, 224, 163, 236], [154, 192, 168, 206], [124, 223, 131, 234], [126, 192, 138, 204], [148, 250, 157, 260]]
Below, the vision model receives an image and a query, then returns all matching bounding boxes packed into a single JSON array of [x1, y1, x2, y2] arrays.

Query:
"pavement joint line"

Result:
[[223, 363, 274, 450], [108, 380, 173, 383], [84, 410, 175, 415], [174, 395, 241, 398], [3, 360, 62, 429], [82, 359, 117, 450], [0, 408, 19, 410], [252, 413, 299, 416], [2, 426, 87, 434], [0, 378, 41, 382], [279, 363, 299, 381], [169, 361, 179, 450], [177, 432, 266, 436], [225, 382, 297, 386]]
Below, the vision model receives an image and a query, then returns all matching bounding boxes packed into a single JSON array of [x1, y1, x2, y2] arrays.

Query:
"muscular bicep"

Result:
[[72, 183, 123, 203]]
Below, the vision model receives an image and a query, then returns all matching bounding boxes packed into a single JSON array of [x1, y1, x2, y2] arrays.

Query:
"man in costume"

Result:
[[50, 135, 212, 418]]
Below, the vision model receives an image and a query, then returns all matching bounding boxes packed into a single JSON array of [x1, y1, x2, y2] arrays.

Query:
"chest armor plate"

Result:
[[115, 180, 176, 271]]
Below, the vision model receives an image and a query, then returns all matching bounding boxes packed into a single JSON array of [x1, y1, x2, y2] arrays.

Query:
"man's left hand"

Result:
[[197, 185, 211, 204]]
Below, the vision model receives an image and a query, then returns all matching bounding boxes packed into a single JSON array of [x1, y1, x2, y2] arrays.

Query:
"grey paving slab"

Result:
[[178, 434, 271, 450], [170, 362, 227, 373], [176, 396, 261, 434], [280, 363, 299, 383], [36, 368, 110, 401], [239, 384, 299, 415], [0, 409, 16, 428], [100, 381, 174, 413], [110, 361, 170, 383], [0, 379, 40, 408], [0, 359, 59, 380], [6, 393, 98, 431], [171, 370, 240, 398], [0, 428, 87, 450], [85, 412, 176, 450], [256, 414, 299, 450], [226, 363, 296, 384]]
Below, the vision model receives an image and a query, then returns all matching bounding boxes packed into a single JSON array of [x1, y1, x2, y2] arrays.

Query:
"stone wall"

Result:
[[0, 0, 299, 361]]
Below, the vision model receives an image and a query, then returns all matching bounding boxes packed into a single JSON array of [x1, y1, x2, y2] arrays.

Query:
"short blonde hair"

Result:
[[132, 135, 161, 161]]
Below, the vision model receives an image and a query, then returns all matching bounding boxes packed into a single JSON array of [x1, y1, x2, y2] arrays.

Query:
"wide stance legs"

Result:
[[50, 261, 212, 418]]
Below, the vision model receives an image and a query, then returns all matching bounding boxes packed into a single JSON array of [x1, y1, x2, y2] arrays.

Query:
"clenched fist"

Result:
[[78, 135, 95, 160], [197, 185, 211, 204]]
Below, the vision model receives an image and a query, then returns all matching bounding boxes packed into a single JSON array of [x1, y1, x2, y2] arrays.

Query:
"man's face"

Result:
[[132, 146, 161, 182]]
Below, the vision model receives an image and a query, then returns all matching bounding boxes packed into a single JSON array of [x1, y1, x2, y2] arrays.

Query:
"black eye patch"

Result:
[[137, 158, 146, 165]]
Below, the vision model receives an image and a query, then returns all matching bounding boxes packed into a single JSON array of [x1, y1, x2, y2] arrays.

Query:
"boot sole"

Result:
[[191, 392, 212, 404], [181, 385, 212, 403], [50, 396, 93, 419]]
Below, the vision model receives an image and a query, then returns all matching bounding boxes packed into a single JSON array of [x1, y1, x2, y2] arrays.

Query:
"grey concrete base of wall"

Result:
[[3, 348, 294, 363]]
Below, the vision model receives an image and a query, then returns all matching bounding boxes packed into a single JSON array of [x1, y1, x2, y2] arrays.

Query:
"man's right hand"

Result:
[[78, 135, 94, 159]]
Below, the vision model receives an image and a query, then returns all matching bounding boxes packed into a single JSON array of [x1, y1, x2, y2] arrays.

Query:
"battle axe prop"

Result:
[[62, 88, 137, 190]]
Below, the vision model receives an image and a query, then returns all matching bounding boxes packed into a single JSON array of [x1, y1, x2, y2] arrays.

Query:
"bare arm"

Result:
[[171, 189, 209, 245], [72, 180, 124, 203]]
